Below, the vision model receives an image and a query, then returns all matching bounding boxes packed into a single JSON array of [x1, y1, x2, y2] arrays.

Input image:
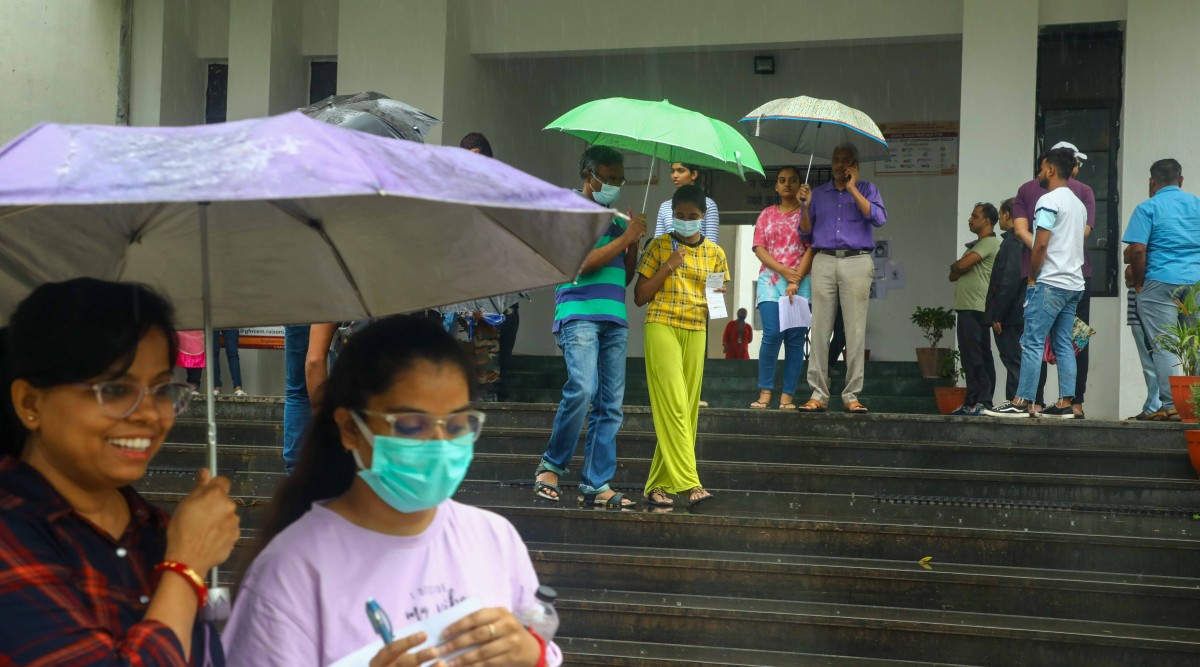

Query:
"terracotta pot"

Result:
[[1185, 430, 1200, 478], [915, 348, 948, 379], [934, 386, 968, 415], [1169, 376, 1200, 423]]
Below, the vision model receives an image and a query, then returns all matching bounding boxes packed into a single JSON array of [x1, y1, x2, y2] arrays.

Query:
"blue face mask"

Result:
[[590, 177, 622, 206], [672, 217, 703, 237], [351, 413, 474, 513]]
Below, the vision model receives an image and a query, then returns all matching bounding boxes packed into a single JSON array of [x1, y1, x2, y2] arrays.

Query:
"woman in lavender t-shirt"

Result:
[[223, 316, 559, 667]]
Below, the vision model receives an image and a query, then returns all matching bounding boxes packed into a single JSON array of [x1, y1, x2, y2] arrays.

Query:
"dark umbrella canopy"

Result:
[[299, 91, 440, 142]]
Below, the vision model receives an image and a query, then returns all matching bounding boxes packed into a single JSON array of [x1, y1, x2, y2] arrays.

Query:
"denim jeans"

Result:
[[282, 325, 311, 474], [540, 320, 627, 495], [1016, 284, 1082, 403], [1131, 321, 1164, 415], [211, 329, 242, 388], [1137, 280, 1193, 410], [756, 300, 807, 396]]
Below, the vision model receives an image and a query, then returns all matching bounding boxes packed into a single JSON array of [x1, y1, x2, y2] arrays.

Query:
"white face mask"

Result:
[[589, 175, 621, 206]]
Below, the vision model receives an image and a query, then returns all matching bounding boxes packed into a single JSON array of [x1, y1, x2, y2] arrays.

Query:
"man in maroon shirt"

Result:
[[1011, 141, 1095, 418]]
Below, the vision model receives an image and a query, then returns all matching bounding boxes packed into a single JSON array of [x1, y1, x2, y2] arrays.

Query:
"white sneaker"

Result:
[[233, 389, 247, 397], [698, 400, 709, 408], [212, 388, 221, 396]]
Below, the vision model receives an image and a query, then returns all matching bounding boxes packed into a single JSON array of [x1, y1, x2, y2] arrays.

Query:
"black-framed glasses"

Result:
[[358, 409, 486, 443], [591, 173, 627, 188], [75, 381, 194, 419]]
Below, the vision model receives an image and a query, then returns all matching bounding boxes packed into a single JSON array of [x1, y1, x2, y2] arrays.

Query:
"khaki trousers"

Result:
[[807, 253, 874, 404]]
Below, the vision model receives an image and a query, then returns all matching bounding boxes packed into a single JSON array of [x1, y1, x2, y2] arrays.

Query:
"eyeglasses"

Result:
[[591, 173, 626, 188], [75, 381, 194, 419], [358, 409, 486, 443]]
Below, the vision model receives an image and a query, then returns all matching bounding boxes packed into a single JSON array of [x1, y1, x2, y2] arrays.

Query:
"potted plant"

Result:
[[1152, 283, 1200, 422], [933, 348, 967, 415], [911, 306, 956, 378], [1186, 384, 1200, 478]]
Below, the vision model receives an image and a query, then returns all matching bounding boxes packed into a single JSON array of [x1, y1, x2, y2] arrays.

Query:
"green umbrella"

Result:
[[545, 97, 765, 211]]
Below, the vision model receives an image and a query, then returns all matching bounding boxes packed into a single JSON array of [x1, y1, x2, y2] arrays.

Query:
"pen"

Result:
[[365, 598, 394, 644]]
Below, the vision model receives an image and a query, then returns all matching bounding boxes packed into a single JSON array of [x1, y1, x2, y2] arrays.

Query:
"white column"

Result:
[[337, 0, 449, 145], [131, 0, 206, 127], [1118, 0, 1200, 416], [955, 0, 1038, 400], [226, 0, 306, 121]]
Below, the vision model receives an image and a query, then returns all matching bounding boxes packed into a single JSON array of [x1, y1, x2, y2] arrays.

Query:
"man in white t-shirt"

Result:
[[985, 147, 1086, 419]]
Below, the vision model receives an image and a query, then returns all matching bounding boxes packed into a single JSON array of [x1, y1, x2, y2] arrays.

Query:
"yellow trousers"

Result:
[[643, 323, 706, 495]]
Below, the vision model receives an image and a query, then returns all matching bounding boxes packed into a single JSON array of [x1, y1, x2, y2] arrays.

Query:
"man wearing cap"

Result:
[[796, 143, 888, 414], [1011, 141, 1096, 418]]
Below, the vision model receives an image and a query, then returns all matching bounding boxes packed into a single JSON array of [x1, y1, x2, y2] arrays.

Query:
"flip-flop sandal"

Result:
[[644, 488, 674, 507], [796, 399, 828, 413], [779, 402, 798, 410], [578, 492, 636, 509], [533, 465, 561, 502], [688, 487, 714, 508], [749, 400, 769, 409]]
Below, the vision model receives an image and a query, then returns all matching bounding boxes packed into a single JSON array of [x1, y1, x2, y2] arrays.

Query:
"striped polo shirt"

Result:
[[553, 196, 629, 332]]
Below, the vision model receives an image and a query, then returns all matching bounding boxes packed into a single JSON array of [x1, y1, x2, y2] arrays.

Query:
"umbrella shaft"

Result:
[[198, 203, 221, 592], [641, 153, 656, 214]]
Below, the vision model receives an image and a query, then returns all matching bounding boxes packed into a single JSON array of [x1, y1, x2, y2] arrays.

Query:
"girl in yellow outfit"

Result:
[[635, 185, 728, 508]]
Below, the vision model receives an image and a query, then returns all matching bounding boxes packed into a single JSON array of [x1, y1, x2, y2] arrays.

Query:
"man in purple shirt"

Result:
[[1012, 141, 1095, 417], [796, 143, 888, 413]]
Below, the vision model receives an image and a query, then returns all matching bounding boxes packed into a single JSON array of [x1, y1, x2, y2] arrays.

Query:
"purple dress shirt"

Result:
[[800, 180, 888, 250], [1012, 178, 1096, 278]]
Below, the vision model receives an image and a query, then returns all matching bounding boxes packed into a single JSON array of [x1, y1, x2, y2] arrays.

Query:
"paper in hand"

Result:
[[777, 295, 812, 331], [328, 598, 484, 667], [705, 273, 728, 319]]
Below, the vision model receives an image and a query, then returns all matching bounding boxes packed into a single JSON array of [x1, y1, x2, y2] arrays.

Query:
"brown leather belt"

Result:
[[817, 249, 870, 258]]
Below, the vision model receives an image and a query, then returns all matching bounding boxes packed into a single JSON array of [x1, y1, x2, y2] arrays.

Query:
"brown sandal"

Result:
[[644, 488, 674, 507], [796, 399, 828, 413], [687, 487, 713, 508], [844, 401, 869, 414]]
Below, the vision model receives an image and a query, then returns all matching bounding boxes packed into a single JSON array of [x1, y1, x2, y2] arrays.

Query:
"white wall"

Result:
[[466, 41, 963, 360], [0, 0, 122, 143], [1117, 0, 1200, 416]]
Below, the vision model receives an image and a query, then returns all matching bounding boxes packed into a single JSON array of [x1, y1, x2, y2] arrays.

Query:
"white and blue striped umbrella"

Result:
[[740, 96, 890, 163]]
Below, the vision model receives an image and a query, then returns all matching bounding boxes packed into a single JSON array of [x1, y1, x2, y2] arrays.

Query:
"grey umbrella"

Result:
[[299, 91, 440, 142]]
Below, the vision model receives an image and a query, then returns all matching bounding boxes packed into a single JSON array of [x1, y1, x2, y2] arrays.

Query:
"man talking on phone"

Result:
[[796, 143, 888, 414]]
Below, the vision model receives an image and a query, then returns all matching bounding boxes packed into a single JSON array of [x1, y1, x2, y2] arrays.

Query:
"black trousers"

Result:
[[993, 321, 1023, 400], [956, 310, 995, 407], [496, 305, 520, 401], [1036, 278, 1089, 405]]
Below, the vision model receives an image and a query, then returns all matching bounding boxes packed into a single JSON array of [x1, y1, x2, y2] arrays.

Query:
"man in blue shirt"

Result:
[[1122, 158, 1200, 420]]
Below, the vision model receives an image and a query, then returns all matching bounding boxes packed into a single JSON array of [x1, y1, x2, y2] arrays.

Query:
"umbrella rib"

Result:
[[267, 200, 372, 319]]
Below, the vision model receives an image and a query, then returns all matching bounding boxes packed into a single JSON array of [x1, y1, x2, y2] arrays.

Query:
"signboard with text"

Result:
[[877, 121, 959, 176]]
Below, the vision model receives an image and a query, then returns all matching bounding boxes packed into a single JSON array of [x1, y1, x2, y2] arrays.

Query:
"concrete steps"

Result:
[[141, 398, 1200, 664]]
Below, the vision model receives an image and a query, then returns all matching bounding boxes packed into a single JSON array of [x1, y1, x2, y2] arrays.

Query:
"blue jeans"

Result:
[[283, 325, 311, 474], [540, 320, 627, 495], [211, 329, 242, 388], [1131, 321, 1164, 415], [1016, 284, 1082, 403], [1137, 280, 1193, 410], [756, 300, 807, 396]]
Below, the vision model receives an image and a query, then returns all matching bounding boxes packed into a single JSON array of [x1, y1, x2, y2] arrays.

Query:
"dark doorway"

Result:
[[309, 61, 338, 104]]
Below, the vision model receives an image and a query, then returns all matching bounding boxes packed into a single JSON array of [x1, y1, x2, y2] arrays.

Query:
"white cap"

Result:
[[1050, 141, 1088, 162]]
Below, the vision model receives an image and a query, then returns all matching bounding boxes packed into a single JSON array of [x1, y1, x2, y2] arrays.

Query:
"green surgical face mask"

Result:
[[351, 413, 474, 513]]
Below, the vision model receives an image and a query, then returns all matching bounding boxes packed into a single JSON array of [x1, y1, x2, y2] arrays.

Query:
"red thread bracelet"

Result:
[[153, 560, 208, 610], [527, 629, 548, 667]]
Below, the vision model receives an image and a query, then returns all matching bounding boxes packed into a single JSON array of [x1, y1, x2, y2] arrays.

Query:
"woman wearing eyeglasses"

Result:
[[0, 278, 240, 666], [223, 315, 559, 667]]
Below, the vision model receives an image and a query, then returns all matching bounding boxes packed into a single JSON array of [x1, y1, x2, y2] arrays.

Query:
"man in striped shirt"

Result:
[[654, 163, 720, 242], [535, 146, 646, 509]]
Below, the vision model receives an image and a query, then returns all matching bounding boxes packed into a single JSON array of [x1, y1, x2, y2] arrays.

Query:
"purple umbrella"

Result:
[[0, 112, 613, 615]]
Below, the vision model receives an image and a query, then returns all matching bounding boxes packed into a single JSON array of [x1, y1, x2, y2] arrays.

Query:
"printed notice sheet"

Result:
[[705, 273, 728, 319], [777, 295, 812, 331]]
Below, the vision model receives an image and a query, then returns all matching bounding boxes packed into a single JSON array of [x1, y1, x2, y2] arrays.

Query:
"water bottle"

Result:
[[519, 586, 559, 643]]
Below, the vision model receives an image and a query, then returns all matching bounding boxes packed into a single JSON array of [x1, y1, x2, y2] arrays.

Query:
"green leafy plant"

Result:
[[1154, 283, 1200, 376], [911, 306, 957, 349], [940, 348, 961, 383], [1189, 383, 1200, 417]]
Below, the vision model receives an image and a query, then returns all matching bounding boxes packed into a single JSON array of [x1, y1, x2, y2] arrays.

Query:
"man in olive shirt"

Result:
[[948, 202, 1002, 415]]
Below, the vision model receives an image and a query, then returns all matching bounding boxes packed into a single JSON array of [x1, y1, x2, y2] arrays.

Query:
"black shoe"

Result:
[[1037, 404, 1076, 419], [982, 401, 1031, 418]]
